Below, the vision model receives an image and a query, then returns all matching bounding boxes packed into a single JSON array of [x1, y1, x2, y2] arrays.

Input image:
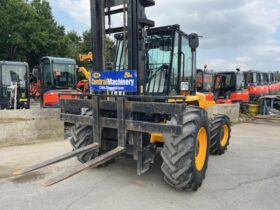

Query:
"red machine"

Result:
[[214, 70, 249, 106], [260, 72, 269, 95], [195, 69, 215, 101], [268, 72, 279, 93], [40, 57, 81, 108], [276, 72, 280, 91], [244, 71, 265, 101]]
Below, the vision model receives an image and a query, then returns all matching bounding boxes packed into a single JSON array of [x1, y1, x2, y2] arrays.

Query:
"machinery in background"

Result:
[[214, 69, 249, 109], [76, 52, 92, 93], [39, 56, 81, 108], [268, 72, 279, 94], [244, 70, 265, 102], [259, 72, 270, 95], [0, 61, 30, 109], [196, 67, 215, 101], [29, 66, 41, 99]]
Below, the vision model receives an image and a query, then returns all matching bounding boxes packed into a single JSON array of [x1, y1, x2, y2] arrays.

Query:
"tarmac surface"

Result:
[[1, 121, 280, 210]]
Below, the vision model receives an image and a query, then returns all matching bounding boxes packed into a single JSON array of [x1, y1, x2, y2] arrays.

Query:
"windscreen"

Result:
[[244, 72, 257, 86], [115, 31, 174, 95], [1, 65, 27, 98], [53, 63, 75, 87], [196, 72, 213, 92], [236, 73, 244, 90], [263, 73, 269, 84], [145, 32, 173, 94]]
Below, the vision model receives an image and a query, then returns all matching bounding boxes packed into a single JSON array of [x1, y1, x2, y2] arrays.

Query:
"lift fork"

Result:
[[12, 143, 124, 186]]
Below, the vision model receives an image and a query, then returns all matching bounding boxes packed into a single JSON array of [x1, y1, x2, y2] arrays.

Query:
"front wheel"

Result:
[[209, 115, 231, 155], [161, 106, 210, 191]]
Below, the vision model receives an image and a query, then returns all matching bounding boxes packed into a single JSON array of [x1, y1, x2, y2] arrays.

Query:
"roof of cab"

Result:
[[0, 61, 29, 67], [40, 56, 76, 65]]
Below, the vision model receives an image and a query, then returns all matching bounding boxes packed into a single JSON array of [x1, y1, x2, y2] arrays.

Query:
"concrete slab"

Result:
[[0, 121, 279, 210], [207, 103, 240, 122], [0, 108, 64, 146]]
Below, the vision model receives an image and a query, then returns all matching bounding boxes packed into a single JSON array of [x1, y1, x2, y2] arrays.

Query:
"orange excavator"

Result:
[[39, 56, 81, 108]]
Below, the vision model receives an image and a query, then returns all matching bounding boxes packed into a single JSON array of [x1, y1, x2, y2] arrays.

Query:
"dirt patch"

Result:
[[0, 118, 32, 124], [0, 165, 13, 180], [11, 171, 46, 184]]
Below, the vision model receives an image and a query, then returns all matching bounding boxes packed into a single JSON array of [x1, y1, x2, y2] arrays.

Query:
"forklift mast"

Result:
[[90, 0, 155, 94]]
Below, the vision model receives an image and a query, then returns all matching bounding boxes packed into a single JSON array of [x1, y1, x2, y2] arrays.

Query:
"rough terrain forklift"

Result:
[[267, 72, 278, 94], [196, 68, 215, 101], [13, 0, 231, 191], [0, 61, 30, 109], [259, 72, 269, 95], [244, 70, 264, 102], [39, 56, 80, 108], [214, 70, 249, 110]]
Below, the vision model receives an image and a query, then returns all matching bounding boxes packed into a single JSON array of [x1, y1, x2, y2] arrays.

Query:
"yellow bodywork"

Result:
[[78, 67, 90, 80], [78, 52, 92, 81], [79, 52, 93, 62], [150, 92, 215, 143]]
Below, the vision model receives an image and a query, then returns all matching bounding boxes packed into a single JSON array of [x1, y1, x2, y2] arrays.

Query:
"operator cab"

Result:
[[214, 70, 249, 104], [114, 25, 197, 96], [259, 72, 269, 94], [195, 69, 215, 100], [0, 61, 29, 109], [244, 70, 264, 101], [40, 57, 78, 107]]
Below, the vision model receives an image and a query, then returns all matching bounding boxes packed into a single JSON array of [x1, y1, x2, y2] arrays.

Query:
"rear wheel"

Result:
[[161, 106, 210, 191], [209, 115, 231, 155]]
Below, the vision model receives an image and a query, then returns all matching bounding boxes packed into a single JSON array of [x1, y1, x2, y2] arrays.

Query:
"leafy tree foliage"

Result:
[[0, 0, 68, 67], [0, 0, 114, 71]]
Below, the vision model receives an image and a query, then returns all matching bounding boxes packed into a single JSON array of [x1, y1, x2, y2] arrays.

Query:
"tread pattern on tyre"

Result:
[[69, 109, 97, 163], [161, 106, 210, 191], [209, 115, 231, 155]]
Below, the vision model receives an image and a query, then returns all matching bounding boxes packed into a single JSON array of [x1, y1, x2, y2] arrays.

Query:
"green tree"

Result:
[[80, 30, 115, 65], [0, 0, 69, 68], [64, 31, 82, 60]]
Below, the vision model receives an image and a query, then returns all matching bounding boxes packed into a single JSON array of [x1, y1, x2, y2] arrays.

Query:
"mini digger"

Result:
[[13, 0, 231, 191], [0, 61, 30, 109]]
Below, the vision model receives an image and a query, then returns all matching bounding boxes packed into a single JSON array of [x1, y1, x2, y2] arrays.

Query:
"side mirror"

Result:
[[188, 33, 199, 50]]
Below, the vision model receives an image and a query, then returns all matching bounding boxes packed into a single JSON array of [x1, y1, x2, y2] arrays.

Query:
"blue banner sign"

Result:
[[90, 70, 137, 92]]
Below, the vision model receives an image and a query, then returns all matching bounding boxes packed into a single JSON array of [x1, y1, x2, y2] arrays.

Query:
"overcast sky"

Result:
[[48, 0, 280, 71]]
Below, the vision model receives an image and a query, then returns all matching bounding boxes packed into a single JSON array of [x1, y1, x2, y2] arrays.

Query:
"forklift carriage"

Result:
[[60, 94, 186, 175]]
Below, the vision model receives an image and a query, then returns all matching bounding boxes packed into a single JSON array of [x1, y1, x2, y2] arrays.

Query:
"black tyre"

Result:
[[161, 106, 210, 191], [69, 109, 97, 163], [209, 115, 231, 155]]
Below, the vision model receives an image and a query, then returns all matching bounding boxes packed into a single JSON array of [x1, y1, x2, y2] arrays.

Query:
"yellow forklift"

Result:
[[13, 0, 231, 191]]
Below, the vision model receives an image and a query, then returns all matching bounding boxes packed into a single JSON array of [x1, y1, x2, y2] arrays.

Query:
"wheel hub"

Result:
[[195, 127, 207, 171]]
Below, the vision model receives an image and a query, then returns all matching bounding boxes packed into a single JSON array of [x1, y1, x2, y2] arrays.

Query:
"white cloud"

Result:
[[49, 0, 90, 26], [48, 0, 280, 71]]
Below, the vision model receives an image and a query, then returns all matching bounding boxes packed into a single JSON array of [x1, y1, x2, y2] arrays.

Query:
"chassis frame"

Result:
[[60, 93, 187, 175]]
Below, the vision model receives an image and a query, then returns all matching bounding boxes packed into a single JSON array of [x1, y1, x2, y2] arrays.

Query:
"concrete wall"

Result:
[[0, 108, 64, 146], [0, 103, 240, 146], [207, 103, 240, 122]]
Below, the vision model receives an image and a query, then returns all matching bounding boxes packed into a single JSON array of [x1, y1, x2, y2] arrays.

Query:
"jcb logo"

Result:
[[124, 72, 133, 78], [93, 73, 101, 78]]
